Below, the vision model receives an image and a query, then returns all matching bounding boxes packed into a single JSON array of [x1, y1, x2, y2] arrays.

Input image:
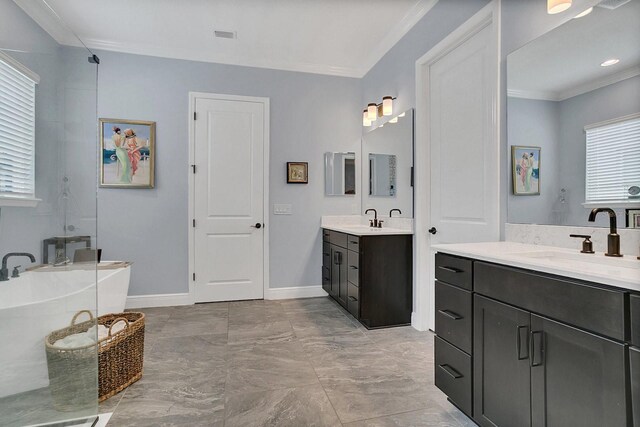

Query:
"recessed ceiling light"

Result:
[[214, 30, 237, 39], [601, 58, 620, 67], [574, 7, 593, 18]]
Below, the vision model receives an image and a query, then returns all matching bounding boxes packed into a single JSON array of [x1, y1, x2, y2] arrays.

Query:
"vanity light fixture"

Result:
[[367, 103, 378, 121], [362, 96, 397, 126], [547, 0, 572, 14], [601, 58, 620, 67], [382, 96, 393, 116], [573, 7, 593, 18], [389, 116, 398, 123], [363, 110, 372, 127]]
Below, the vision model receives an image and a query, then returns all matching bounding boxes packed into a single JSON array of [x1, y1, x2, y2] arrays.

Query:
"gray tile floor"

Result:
[[102, 297, 475, 426]]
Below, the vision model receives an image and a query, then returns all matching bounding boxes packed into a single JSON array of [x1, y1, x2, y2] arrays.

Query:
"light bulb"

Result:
[[547, 0, 572, 14], [367, 103, 378, 121], [363, 110, 371, 127], [600, 58, 620, 67], [382, 96, 393, 116]]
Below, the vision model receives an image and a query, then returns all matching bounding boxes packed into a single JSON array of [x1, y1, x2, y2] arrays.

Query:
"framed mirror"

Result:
[[507, 0, 640, 228], [362, 109, 414, 217], [324, 152, 356, 196]]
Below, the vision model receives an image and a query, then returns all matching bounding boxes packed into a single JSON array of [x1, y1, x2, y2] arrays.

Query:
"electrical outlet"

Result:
[[273, 204, 292, 215]]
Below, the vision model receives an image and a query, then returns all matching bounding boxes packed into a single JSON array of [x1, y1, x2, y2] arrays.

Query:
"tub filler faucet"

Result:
[[0, 252, 36, 281]]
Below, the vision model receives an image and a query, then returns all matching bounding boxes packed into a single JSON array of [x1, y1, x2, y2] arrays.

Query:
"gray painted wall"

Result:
[[507, 98, 561, 224], [93, 50, 362, 296], [0, 0, 96, 270]]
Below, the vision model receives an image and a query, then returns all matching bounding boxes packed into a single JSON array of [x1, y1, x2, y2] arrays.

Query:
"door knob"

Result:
[[251, 223, 262, 229], [428, 227, 437, 235]]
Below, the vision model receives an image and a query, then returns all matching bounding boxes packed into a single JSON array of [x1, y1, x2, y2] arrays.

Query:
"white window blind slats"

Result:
[[585, 115, 640, 203], [0, 54, 37, 199]]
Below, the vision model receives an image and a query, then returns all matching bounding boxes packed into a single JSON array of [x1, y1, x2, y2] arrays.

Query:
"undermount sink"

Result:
[[512, 251, 640, 270]]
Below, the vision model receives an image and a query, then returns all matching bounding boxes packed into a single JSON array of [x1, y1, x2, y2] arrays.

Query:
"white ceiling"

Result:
[[508, 0, 640, 101], [13, 0, 438, 78]]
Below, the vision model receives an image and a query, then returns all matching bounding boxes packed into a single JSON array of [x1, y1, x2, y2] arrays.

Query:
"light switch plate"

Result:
[[273, 204, 293, 215]]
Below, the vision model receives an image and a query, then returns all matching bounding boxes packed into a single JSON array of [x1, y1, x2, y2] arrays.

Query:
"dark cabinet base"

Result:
[[322, 230, 412, 329]]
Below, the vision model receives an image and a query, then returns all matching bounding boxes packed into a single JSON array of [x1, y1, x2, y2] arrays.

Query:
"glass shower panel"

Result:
[[0, 1, 99, 425]]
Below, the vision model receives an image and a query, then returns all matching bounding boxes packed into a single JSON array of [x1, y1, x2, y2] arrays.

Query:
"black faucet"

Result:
[[365, 209, 378, 227], [587, 208, 622, 257], [0, 252, 36, 281], [389, 209, 402, 218]]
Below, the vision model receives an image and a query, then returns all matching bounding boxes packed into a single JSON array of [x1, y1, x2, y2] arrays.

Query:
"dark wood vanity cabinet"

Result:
[[322, 229, 412, 328], [435, 252, 638, 427]]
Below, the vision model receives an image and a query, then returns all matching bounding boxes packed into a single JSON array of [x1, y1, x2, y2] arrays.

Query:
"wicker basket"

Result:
[[45, 310, 145, 408]]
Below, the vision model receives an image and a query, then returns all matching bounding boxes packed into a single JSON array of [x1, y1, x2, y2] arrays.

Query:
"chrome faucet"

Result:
[[365, 209, 378, 227], [389, 209, 402, 218], [587, 208, 622, 257], [0, 252, 36, 281]]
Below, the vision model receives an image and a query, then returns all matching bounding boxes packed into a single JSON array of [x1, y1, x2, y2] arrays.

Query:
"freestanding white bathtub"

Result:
[[0, 262, 131, 398]]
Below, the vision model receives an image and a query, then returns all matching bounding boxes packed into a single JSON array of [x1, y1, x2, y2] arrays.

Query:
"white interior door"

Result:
[[415, 3, 499, 330], [192, 95, 268, 302]]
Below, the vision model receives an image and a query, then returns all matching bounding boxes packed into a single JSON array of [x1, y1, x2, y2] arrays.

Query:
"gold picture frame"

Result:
[[99, 118, 155, 188], [287, 162, 308, 184]]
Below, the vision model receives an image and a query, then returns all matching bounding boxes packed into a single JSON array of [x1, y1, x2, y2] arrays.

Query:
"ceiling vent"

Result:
[[596, 0, 631, 10], [214, 30, 237, 39]]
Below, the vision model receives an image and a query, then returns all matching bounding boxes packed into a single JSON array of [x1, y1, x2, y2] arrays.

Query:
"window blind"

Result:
[[585, 113, 640, 203], [0, 53, 38, 199]]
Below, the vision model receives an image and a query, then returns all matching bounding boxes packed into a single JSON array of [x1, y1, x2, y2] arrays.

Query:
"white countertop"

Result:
[[322, 224, 413, 236], [433, 241, 640, 292]]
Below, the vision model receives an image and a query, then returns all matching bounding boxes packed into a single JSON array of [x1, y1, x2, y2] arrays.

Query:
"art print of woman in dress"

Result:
[[512, 146, 540, 195]]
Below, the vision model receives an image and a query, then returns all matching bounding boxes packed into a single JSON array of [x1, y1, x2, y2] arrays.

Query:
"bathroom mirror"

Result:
[[507, 0, 640, 228], [324, 152, 356, 196], [362, 109, 414, 217]]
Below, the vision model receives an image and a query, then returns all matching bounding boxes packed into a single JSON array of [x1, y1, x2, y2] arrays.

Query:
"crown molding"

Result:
[[79, 37, 363, 77], [361, 0, 439, 77], [507, 88, 559, 101], [509, 65, 640, 102], [556, 65, 640, 101]]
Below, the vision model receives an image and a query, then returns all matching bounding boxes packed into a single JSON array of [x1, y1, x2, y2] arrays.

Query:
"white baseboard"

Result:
[[264, 285, 328, 300], [125, 292, 192, 309]]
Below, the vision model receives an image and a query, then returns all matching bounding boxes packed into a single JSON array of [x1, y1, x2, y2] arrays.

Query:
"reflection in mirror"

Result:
[[362, 109, 413, 217], [324, 152, 356, 196], [507, 0, 640, 228], [369, 154, 397, 196]]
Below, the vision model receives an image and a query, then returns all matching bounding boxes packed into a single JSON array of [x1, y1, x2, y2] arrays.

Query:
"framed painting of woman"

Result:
[[512, 146, 540, 196], [99, 118, 156, 188]]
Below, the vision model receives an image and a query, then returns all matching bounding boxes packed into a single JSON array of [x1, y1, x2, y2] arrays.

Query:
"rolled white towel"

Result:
[[54, 332, 95, 349]]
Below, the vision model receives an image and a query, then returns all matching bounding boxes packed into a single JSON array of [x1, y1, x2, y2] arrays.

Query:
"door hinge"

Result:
[[191, 164, 196, 173], [192, 219, 196, 228], [192, 273, 196, 281], [193, 112, 197, 120]]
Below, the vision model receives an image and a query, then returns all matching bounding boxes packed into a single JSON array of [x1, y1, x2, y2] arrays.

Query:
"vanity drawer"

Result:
[[322, 229, 331, 242], [631, 294, 640, 347], [475, 262, 626, 341], [435, 336, 472, 416], [347, 235, 360, 253], [322, 267, 331, 293], [435, 281, 472, 354], [328, 230, 348, 249], [347, 251, 359, 286], [323, 242, 331, 268], [347, 283, 359, 318], [435, 253, 473, 291]]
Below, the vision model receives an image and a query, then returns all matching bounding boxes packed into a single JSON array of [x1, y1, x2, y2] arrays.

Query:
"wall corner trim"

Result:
[[264, 285, 328, 300]]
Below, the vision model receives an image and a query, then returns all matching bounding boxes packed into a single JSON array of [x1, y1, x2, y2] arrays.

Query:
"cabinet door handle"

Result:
[[349, 240, 358, 244], [438, 364, 463, 379], [349, 265, 358, 270], [336, 251, 343, 265], [438, 309, 463, 320], [530, 331, 544, 367], [323, 252, 330, 256], [348, 296, 357, 302], [516, 325, 529, 360], [438, 266, 463, 274]]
